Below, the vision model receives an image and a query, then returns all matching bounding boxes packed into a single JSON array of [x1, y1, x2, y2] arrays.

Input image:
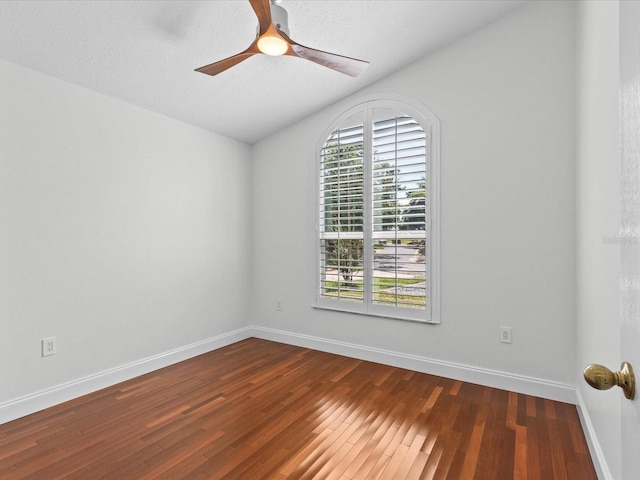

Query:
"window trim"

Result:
[[313, 95, 440, 324]]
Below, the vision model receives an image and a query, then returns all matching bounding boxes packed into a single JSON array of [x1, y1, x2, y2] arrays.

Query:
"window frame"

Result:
[[313, 96, 440, 324]]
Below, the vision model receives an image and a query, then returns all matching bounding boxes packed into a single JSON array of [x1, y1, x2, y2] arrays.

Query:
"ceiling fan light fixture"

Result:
[[257, 34, 288, 56], [195, 0, 369, 77]]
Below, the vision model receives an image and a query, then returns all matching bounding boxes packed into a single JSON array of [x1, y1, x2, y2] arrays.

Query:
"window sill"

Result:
[[311, 303, 439, 325]]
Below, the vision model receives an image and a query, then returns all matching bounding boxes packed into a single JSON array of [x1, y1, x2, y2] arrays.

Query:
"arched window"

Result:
[[316, 97, 440, 323]]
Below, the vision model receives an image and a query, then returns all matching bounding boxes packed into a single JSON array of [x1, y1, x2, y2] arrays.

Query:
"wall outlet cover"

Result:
[[500, 327, 512, 344], [42, 337, 57, 357]]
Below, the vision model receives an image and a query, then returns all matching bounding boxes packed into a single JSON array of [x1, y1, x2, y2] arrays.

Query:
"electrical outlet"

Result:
[[276, 299, 283, 312], [500, 327, 512, 344], [42, 337, 57, 357]]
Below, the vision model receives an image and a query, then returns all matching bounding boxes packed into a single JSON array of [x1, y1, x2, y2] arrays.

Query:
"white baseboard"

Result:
[[1, 324, 578, 427], [2, 325, 607, 476], [575, 388, 612, 480], [249, 325, 578, 404], [0, 327, 252, 426]]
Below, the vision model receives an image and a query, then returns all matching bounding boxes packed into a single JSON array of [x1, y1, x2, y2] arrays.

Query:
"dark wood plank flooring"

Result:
[[0, 338, 596, 479]]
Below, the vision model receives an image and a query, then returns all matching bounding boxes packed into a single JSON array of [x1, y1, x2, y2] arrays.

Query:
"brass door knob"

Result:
[[583, 362, 635, 399]]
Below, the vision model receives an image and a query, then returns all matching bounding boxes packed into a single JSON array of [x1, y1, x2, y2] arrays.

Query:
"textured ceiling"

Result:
[[0, 0, 527, 144]]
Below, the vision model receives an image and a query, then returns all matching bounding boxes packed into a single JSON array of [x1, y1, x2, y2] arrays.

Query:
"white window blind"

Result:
[[319, 119, 365, 303], [317, 100, 438, 323], [371, 114, 429, 310]]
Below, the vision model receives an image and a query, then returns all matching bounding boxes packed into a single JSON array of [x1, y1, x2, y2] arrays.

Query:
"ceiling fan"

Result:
[[195, 0, 369, 78]]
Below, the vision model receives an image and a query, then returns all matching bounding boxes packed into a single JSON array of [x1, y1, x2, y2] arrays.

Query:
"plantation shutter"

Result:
[[371, 112, 428, 310], [319, 114, 365, 303], [317, 100, 436, 323]]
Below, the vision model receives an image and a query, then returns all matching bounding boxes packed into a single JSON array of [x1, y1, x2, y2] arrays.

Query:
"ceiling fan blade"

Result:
[[195, 41, 261, 76], [249, 0, 272, 35], [285, 36, 369, 77]]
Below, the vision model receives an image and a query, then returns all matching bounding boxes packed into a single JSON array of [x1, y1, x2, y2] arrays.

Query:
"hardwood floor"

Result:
[[0, 338, 596, 479]]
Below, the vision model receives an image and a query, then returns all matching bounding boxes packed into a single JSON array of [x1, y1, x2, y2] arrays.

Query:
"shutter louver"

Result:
[[371, 115, 428, 309], [319, 124, 365, 303]]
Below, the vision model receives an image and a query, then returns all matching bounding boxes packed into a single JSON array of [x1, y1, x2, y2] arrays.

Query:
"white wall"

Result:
[[252, 1, 576, 387], [0, 59, 252, 404], [576, 2, 621, 478]]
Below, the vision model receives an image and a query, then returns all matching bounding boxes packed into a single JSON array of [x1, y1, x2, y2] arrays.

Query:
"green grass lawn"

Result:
[[323, 278, 426, 308], [324, 278, 423, 289]]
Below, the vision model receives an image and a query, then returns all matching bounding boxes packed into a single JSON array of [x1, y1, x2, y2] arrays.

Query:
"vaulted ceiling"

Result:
[[0, 0, 527, 144]]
